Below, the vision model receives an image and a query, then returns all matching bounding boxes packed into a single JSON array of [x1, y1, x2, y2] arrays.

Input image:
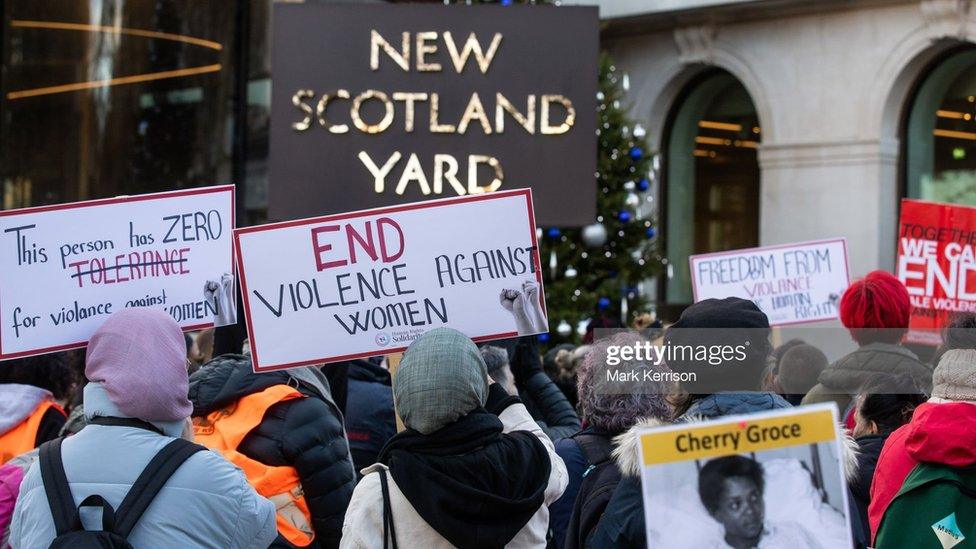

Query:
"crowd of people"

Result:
[[0, 269, 970, 548]]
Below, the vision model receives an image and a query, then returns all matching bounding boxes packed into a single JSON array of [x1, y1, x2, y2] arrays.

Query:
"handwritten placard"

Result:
[[689, 239, 850, 326], [235, 189, 546, 372], [0, 186, 235, 360]]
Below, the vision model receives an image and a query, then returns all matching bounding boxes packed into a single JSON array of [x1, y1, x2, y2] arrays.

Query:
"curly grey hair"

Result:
[[577, 332, 673, 434]]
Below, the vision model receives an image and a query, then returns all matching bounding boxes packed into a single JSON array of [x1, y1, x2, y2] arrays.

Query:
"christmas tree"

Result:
[[537, 55, 662, 345], [446, 0, 662, 344]]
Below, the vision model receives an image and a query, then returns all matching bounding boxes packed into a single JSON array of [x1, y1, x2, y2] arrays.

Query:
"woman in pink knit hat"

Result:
[[8, 308, 277, 548]]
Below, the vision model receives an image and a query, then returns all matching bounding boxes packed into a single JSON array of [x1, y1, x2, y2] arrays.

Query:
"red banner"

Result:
[[897, 199, 976, 345]]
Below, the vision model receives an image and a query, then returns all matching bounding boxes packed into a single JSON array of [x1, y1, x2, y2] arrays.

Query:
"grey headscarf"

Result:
[[394, 328, 488, 434]]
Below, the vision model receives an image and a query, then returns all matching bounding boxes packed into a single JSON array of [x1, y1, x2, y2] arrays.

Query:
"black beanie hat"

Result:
[[665, 297, 772, 393]]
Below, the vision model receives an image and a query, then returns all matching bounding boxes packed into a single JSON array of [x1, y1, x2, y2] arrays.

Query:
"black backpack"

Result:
[[565, 432, 621, 549], [38, 419, 204, 548]]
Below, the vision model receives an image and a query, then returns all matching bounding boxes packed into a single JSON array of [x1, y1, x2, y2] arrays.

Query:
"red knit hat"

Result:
[[839, 270, 911, 345]]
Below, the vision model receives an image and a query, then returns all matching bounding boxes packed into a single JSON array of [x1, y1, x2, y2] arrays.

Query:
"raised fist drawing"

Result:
[[499, 288, 520, 313], [204, 272, 237, 327], [499, 279, 548, 335]]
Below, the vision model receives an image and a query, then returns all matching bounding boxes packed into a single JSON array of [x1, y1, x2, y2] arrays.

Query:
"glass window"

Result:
[[243, 0, 271, 225], [905, 49, 976, 205], [664, 71, 761, 303], [1, 2, 238, 209]]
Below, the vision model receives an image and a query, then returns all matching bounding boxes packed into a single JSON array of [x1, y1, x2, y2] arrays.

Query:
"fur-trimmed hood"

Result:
[[610, 417, 860, 482], [611, 417, 666, 478]]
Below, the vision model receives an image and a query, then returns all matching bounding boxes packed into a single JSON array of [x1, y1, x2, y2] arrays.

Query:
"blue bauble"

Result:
[[638, 178, 650, 191], [538, 332, 551, 342], [646, 227, 656, 238], [629, 147, 643, 160], [546, 227, 561, 239], [501, 0, 513, 5], [618, 211, 632, 222], [598, 297, 611, 310]]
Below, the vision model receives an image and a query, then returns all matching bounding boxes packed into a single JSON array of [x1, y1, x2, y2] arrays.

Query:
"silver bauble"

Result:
[[581, 223, 608, 247], [556, 320, 572, 337], [577, 319, 589, 336]]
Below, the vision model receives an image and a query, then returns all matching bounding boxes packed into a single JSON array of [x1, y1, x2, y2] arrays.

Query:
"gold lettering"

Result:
[[457, 92, 492, 135], [395, 153, 431, 195], [291, 89, 315, 131], [370, 30, 410, 72], [443, 31, 502, 74], [358, 151, 402, 193], [541, 94, 575, 135], [415, 32, 441, 72], [352, 90, 394, 134], [468, 155, 503, 194], [429, 93, 456, 133], [316, 90, 350, 134], [433, 154, 466, 195], [392, 92, 428, 133], [495, 93, 535, 134]]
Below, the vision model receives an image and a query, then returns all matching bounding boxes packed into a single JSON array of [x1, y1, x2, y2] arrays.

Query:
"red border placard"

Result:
[[898, 198, 976, 345], [234, 188, 543, 372], [688, 237, 851, 327], [0, 184, 236, 360]]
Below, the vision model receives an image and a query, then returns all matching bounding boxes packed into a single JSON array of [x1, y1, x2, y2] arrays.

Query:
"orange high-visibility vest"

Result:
[[0, 400, 63, 464], [193, 385, 314, 547]]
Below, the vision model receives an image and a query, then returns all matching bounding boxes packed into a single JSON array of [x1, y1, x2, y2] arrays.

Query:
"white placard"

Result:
[[235, 189, 546, 372], [689, 238, 850, 326], [0, 186, 236, 360]]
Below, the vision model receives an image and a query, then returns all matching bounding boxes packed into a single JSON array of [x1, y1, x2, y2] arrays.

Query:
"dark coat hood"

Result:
[[189, 354, 335, 415], [347, 358, 390, 386]]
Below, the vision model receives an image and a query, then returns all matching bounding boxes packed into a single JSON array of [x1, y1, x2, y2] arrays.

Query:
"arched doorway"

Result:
[[904, 48, 976, 204], [662, 70, 762, 307]]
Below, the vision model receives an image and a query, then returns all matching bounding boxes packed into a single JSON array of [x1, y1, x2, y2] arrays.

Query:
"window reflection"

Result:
[[1, 1, 236, 208], [906, 49, 976, 205], [665, 71, 761, 304]]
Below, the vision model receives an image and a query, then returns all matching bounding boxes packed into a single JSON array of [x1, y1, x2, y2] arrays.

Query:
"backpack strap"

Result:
[[113, 438, 205, 538], [38, 438, 78, 536], [379, 468, 398, 549], [76, 494, 118, 533]]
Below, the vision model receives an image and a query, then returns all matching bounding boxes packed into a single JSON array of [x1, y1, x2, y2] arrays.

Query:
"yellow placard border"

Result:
[[640, 404, 839, 466]]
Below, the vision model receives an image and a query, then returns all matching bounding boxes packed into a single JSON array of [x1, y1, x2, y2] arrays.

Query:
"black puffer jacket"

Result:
[[850, 433, 886, 547], [189, 355, 356, 549], [802, 342, 932, 413], [345, 358, 396, 476], [509, 337, 580, 442]]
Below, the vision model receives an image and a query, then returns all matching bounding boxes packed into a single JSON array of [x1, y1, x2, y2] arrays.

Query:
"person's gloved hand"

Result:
[[204, 273, 237, 327], [508, 335, 543, 384]]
